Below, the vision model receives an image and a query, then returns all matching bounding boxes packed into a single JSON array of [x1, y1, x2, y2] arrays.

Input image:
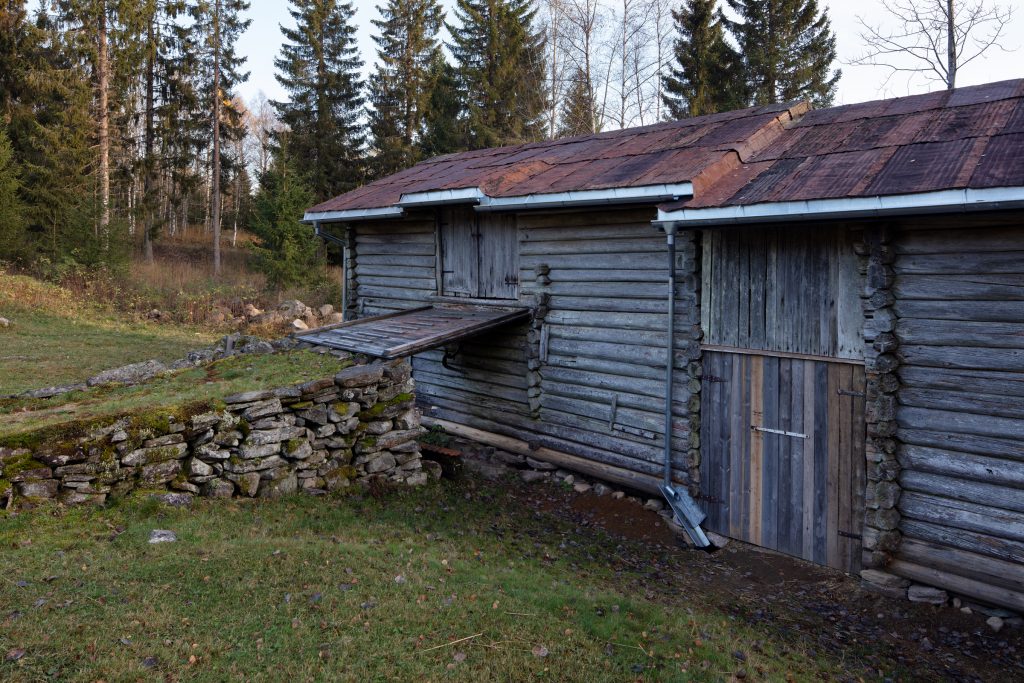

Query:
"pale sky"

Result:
[[238, 0, 1024, 110]]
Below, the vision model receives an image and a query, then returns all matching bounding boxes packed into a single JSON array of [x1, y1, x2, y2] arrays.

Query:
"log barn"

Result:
[[302, 79, 1024, 611]]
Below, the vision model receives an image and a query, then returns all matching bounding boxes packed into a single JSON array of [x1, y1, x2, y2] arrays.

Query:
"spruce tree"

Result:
[[0, 126, 26, 260], [273, 0, 364, 201], [418, 53, 465, 158], [447, 0, 547, 149], [556, 67, 597, 137], [723, 0, 839, 107], [663, 0, 745, 119], [250, 137, 325, 292], [368, 0, 444, 177]]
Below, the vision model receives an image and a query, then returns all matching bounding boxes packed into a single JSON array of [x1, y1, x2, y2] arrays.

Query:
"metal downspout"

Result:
[[659, 223, 711, 548], [663, 226, 676, 489]]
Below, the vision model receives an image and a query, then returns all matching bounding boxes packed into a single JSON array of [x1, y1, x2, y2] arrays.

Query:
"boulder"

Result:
[[148, 529, 177, 544], [0, 316, 10, 328], [202, 478, 235, 498], [324, 312, 345, 325], [335, 364, 384, 388], [317, 304, 335, 318], [279, 299, 308, 318], [15, 479, 58, 498], [139, 459, 182, 486], [257, 471, 298, 498], [291, 318, 309, 332], [20, 383, 87, 399], [87, 360, 167, 387], [243, 303, 263, 318]]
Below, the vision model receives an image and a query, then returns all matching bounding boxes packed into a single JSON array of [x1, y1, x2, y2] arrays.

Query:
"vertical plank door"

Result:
[[477, 214, 519, 300], [439, 207, 478, 297], [700, 350, 867, 573]]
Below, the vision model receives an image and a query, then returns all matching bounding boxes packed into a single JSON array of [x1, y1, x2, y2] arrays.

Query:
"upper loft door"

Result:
[[439, 207, 519, 300]]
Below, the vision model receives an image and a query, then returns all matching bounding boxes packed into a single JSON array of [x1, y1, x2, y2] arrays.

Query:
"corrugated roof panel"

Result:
[[728, 158, 809, 204], [766, 149, 891, 201], [946, 79, 1022, 107], [970, 133, 1024, 188], [862, 139, 974, 196]]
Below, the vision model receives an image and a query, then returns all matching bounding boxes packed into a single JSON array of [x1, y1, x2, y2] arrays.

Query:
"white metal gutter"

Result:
[[303, 183, 695, 222], [476, 183, 694, 212], [398, 187, 488, 207], [303, 206, 404, 222], [654, 187, 1024, 227]]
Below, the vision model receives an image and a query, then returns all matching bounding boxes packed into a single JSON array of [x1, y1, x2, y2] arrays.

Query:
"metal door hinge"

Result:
[[837, 389, 866, 397], [703, 375, 727, 383], [837, 530, 862, 540]]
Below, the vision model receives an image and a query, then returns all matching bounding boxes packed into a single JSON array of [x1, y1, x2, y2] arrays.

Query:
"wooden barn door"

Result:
[[700, 351, 865, 572], [699, 226, 866, 573]]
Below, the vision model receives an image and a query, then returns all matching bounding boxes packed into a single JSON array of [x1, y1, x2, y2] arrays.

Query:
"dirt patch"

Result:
[[501, 474, 1024, 683]]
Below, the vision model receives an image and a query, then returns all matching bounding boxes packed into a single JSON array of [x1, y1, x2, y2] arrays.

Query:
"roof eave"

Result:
[[653, 187, 1024, 228]]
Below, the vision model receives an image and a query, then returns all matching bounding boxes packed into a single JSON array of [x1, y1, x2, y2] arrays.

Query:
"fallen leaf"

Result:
[[5, 648, 25, 662], [532, 645, 549, 658]]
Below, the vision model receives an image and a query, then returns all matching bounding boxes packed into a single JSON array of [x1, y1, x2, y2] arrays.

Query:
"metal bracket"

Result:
[[441, 343, 463, 370], [703, 374, 727, 383], [659, 484, 711, 548], [607, 394, 618, 430], [752, 425, 808, 439]]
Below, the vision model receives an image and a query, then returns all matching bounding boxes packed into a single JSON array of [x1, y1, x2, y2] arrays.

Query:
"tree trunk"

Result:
[[143, 12, 156, 264], [946, 0, 957, 89], [98, 1, 110, 254], [212, 0, 222, 277]]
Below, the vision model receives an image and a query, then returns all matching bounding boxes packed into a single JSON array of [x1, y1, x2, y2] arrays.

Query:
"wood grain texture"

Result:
[[701, 350, 866, 573], [702, 227, 863, 360]]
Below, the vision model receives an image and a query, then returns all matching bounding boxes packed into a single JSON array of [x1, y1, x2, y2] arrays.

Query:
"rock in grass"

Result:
[[0, 317, 10, 328], [87, 360, 167, 387], [150, 493, 193, 508], [148, 530, 177, 544]]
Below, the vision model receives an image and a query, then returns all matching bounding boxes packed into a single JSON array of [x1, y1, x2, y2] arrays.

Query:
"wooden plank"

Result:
[[826, 362, 842, 569], [813, 361, 829, 565], [900, 470, 1024, 514], [700, 344, 865, 366], [899, 538, 1024, 594], [897, 405, 1024, 440], [888, 559, 1024, 612], [894, 228, 1024, 254], [478, 213, 519, 300], [894, 251, 1024, 274], [896, 345, 1024, 372], [896, 319, 1024, 350], [788, 360, 806, 558], [750, 355, 764, 544], [900, 518, 1024, 565], [898, 427, 1024, 462], [802, 359, 816, 561], [776, 357, 792, 556], [850, 366, 867, 574], [761, 355, 779, 551], [894, 300, 1024, 322], [898, 443, 1024, 487], [899, 387, 1024, 420], [836, 363, 853, 572], [440, 207, 478, 297], [899, 491, 1024, 542]]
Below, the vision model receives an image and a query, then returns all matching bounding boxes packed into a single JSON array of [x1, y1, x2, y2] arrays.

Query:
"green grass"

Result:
[[0, 272, 220, 396], [0, 352, 351, 444], [0, 483, 854, 682]]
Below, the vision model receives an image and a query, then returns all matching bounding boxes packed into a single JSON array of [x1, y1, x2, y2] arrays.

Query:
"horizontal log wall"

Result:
[[519, 208, 697, 482], [349, 207, 696, 487], [890, 220, 1024, 610]]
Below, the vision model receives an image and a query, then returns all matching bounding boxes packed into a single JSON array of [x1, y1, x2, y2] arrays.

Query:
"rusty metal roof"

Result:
[[663, 79, 1024, 212], [307, 102, 808, 215], [308, 79, 1024, 218]]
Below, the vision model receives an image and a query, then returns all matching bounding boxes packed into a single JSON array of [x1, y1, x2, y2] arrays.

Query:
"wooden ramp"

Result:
[[296, 306, 531, 359]]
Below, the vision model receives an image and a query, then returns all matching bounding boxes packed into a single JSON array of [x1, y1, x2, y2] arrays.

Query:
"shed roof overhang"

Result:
[[653, 186, 1024, 229], [303, 182, 694, 223], [295, 305, 532, 359]]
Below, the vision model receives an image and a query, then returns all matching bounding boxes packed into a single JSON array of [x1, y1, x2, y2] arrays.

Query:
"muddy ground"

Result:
[[449, 441, 1024, 683]]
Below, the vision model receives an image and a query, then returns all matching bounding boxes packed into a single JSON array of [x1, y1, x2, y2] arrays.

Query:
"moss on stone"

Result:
[[285, 438, 304, 454]]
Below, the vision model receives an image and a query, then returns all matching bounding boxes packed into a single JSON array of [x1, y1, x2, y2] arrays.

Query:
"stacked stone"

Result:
[[0, 358, 433, 509], [856, 226, 905, 590]]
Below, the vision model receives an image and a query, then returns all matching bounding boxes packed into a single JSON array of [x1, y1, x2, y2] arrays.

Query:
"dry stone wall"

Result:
[[0, 358, 438, 509]]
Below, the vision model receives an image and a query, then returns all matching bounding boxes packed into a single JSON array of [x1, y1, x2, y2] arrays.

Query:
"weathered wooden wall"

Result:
[[889, 221, 1024, 611], [348, 207, 698, 490], [701, 226, 863, 359]]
